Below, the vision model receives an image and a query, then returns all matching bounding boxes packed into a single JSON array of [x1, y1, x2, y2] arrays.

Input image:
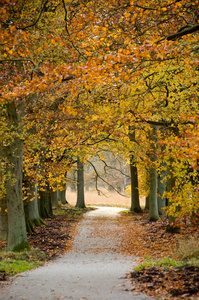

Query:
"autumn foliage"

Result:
[[0, 0, 199, 250]]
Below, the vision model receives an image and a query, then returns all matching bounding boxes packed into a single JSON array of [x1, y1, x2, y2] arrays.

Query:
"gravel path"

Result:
[[0, 207, 153, 300]]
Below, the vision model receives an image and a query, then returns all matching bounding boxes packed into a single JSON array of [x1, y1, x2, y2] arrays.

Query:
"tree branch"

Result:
[[62, 0, 87, 60], [87, 160, 128, 197], [17, 0, 49, 30], [167, 24, 199, 41], [0, 59, 35, 66], [97, 155, 130, 179]]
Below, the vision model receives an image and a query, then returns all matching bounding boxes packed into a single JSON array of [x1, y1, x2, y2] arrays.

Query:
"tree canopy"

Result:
[[0, 0, 198, 250]]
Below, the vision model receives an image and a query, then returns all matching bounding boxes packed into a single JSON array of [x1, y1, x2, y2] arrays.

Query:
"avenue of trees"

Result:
[[0, 0, 198, 251]]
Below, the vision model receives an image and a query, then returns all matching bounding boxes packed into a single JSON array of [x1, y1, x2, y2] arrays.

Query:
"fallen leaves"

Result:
[[28, 216, 72, 259], [118, 211, 177, 258], [119, 210, 199, 299], [130, 265, 199, 299], [1, 206, 199, 300], [28, 206, 87, 259]]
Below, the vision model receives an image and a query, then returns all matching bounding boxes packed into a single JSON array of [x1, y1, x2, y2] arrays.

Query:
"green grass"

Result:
[[53, 204, 95, 219], [0, 204, 93, 276], [135, 257, 185, 271], [0, 249, 46, 275], [119, 209, 134, 216], [135, 236, 199, 271]]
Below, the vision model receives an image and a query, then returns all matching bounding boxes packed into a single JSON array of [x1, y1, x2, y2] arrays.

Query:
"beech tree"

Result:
[[76, 157, 86, 208], [0, 0, 198, 252]]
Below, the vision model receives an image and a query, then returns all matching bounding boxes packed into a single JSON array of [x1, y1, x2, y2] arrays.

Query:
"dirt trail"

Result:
[[0, 207, 153, 300]]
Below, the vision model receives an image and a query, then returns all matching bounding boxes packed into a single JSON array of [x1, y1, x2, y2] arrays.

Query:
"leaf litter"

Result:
[[0, 206, 199, 299], [118, 210, 199, 300]]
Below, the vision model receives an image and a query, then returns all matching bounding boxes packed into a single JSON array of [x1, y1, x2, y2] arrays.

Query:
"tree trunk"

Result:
[[5, 101, 29, 251], [28, 183, 45, 226], [58, 172, 68, 204], [0, 196, 8, 240], [76, 157, 86, 208], [129, 128, 141, 212], [50, 189, 59, 208], [38, 184, 52, 218], [166, 162, 178, 222], [58, 189, 67, 204], [130, 154, 141, 212], [145, 195, 149, 210], [149, 125, 159, 221], [158, 167, 166, 214], [24, 200, 35, 234]]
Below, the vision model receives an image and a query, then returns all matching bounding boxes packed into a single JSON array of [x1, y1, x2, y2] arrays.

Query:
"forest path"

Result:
[[0, 207, 153, 300]]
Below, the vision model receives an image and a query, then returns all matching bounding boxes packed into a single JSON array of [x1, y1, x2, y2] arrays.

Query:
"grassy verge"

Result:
[[130, 231, 199, 299], [0, 249, 46, 276], [0, 204, 92, 277], [136, 235, 199, 271]]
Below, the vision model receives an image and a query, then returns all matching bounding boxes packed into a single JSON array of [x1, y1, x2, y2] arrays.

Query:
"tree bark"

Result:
[[166, 161, 179, 222], [129, 129, 141, 212], [145, 195, 149, 210], [0, 196, 8, 240], [76, 157, 86, 208], [24, 200, 35, 234], [38, 184, 52, 218], [50, 189, 59, 208], [58, 189, 67, 204], [5, 102, 29, 251], [158, 167, 166, 214], [130, 154, 141, 212], [149, 125, 159, 221], [28, 183, 45, 226], [58, 172, 68, 204]]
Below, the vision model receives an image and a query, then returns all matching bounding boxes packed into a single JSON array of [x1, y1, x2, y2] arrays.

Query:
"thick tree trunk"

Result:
[[57, 172, 68, 204], [5, 102, 29, 251], [149, 125, 159, 221], [145, 195, 149, 210], [158, 168, 166, 214], [24, 201, 35, 234], [0, 197, 8, 240], [58, 189, 67, 204], [129, 129, 141, 212], [50, 189, 59, 208], [149, 163, 159, 221], [38, 184, 52, 218], [76, 157, 86, 208], [166, 163, 178, 222], [130, 154, 141, 212], [46, 184, 53, 216], [28, 183, 44, 226]]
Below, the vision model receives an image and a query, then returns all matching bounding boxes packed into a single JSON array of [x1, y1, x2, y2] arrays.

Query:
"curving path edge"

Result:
[[0, 207, 154, 300]]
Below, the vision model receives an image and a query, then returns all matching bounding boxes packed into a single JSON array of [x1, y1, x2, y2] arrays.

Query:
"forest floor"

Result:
[[0, 191, 199, 299]]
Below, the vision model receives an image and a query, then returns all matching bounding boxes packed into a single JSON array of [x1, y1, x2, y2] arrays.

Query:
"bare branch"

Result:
[[97, 156, 130, 179], [87, 160, 128, 197], [167, 24, 199, 41]]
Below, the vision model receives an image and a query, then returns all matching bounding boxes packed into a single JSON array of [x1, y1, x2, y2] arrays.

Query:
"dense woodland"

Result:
[[0, 0, 199, 251]]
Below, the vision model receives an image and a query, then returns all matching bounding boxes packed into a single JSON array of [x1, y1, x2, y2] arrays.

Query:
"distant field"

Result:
[[66, 189, 145, 208]]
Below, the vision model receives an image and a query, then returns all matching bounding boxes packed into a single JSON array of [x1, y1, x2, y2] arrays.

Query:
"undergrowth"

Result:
[[0, 249, 46, 275], [136, 236, 199, 271], [0, 204, 90, 276]]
